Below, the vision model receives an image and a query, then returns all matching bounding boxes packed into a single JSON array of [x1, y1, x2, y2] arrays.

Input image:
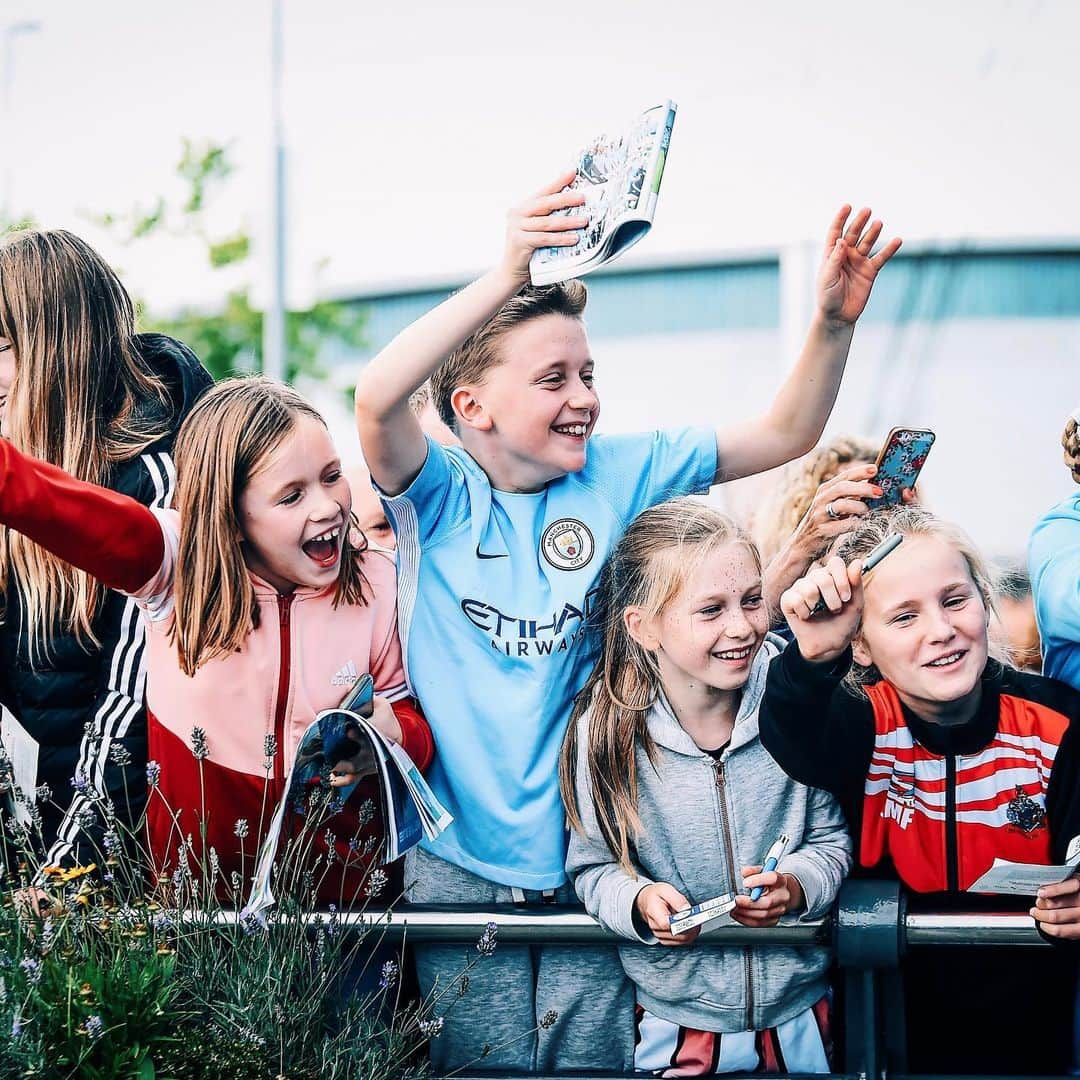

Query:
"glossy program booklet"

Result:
[[529, 100, 677, 286], [244, 700, 451, 916]]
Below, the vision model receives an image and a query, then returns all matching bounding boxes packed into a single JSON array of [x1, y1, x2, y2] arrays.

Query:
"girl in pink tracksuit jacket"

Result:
[[0, 377, 431, 903]]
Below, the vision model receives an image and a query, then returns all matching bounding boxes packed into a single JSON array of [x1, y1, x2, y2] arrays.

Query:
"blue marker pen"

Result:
[[749, 834, 790, 902]]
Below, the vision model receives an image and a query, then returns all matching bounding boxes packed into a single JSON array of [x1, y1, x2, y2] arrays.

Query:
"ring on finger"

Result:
[[826, 501, 841, 521]]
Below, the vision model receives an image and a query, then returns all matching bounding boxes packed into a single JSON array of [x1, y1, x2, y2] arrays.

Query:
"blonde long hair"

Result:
[[0, 229, 171, 654], [559, 498, 761, 873], [835, 505, 1000, 693], [171, 378, 368, 676], [751, 434, 878, 563]]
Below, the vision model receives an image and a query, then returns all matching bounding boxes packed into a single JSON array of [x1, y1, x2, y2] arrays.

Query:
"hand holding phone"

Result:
[[866, 427, 934, 510]]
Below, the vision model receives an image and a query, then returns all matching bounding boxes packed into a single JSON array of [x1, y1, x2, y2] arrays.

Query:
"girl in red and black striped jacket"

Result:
[[759, 506, 1080, 1077], [0, 377, 432, 906]]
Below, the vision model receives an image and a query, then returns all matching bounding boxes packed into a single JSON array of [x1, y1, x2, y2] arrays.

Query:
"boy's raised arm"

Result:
[[714, 207, 901, 483], [354, 173, 587, 495]]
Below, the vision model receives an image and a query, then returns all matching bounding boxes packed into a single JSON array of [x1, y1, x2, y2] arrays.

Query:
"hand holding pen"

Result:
[[779, 534, 904, 665], [732, 859, 805, 928], [806, 534, 901, 617], [749, 835, 790, 901]]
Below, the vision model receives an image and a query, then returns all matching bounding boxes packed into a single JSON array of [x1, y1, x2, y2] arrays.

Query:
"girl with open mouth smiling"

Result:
[[0, 376, 432, 904], [760, 504, 1080, 1076]]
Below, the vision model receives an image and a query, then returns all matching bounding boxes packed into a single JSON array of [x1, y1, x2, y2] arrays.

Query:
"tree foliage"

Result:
[[95, 138, 367, 383]]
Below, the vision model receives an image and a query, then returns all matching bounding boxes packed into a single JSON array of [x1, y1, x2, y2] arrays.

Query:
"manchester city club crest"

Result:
[[1006, 785, 1047, 834], [540, 518, 595, 571]]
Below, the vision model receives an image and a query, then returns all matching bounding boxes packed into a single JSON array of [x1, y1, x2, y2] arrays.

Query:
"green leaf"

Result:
[[207, 232, 251, 269], [138, 1056, 156, 1080], [87, 137, 369, 386]]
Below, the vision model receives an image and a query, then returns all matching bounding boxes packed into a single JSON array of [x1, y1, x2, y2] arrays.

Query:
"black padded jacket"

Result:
[[0, 333, 211, 870]]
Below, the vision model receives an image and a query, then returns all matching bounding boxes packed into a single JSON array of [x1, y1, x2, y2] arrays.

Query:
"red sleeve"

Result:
[[391, 697, 434, 772], [0, 437, 165, 593]]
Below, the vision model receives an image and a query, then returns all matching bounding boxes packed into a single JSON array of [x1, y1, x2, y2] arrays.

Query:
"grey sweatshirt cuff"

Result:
[[609, 873, 658, 943], [778, 852, 835, 921]]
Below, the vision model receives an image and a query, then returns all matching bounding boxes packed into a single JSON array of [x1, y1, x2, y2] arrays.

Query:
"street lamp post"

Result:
[[1, 20, 42, 225], [263, 0, 287, 381]]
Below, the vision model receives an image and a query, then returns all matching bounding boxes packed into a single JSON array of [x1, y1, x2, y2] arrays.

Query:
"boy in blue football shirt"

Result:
[[355, 172, 900, 1073]]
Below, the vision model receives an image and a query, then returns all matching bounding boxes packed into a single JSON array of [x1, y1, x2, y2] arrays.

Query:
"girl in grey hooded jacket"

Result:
[[561, 500, 851, 1076]]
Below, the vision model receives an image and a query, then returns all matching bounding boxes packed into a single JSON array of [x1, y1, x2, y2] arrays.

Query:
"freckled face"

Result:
[[651, 542, 769, 694]]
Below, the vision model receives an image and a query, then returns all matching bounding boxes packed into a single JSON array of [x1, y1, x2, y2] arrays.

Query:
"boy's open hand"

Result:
[[816, 206, 902, 326], [14, 887, 61, 920], [502, 172, 589, 284], [732, 866, 804, 927], [635, 882, 701, 946], [781, 556, 865, 663]]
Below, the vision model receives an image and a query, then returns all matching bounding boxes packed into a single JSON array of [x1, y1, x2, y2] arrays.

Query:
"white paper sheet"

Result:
[[1, 705, 39, 826], [968, 852, 1080, 895]]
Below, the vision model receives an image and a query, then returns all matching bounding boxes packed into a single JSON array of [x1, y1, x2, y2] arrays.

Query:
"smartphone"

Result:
[[339, 672, 374, 718], [866, 427, 935, 510]]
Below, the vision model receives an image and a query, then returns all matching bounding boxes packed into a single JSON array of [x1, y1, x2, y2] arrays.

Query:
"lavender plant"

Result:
[[0, 730, 520, 1080]]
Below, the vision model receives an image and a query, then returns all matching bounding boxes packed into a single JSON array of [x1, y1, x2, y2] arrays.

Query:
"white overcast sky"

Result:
[[3, 0, 1077, 311]]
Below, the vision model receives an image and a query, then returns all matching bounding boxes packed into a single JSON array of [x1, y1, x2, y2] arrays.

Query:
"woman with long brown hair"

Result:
[[0, 228, 212, 871]]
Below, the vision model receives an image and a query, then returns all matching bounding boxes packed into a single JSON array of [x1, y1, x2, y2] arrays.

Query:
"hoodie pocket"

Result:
[[619, 943, 745, 1010]]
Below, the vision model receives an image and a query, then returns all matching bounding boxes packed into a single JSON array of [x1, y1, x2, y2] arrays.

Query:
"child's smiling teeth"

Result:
[[715, 646, 752, 661], [927, 651, 964, 668], [553, 422, 589, 437], [302, 525, 342, 564]]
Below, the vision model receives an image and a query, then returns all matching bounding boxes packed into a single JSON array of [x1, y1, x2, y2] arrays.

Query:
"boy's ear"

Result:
[[624, 606, 659, 652], [451, 385, 493, 433], [851, 634, 872, 669]]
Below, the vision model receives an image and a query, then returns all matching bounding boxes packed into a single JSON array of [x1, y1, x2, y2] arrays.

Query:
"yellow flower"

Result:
[[41, 864, 97, 883]]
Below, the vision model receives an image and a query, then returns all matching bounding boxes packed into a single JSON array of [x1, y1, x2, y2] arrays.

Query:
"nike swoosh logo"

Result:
[[476, 543, 508, 560]]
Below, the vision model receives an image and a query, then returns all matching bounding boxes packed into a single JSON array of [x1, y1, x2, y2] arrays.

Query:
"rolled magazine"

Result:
[[529, 100, 677, 286], [244, 681, 451, 916]]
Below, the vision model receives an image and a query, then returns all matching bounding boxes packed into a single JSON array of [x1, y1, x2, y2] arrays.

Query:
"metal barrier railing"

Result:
[[215, 880, 1064, 1079], [338, 904, 1049, 948], [319, 904, 829, 945]]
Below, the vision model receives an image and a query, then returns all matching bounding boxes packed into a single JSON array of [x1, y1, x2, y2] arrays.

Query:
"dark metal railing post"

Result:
[[835, 879, 904, 1078]]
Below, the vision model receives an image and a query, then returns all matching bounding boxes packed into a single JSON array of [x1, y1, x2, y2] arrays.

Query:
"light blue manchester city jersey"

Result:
[[1029, 491, 1080, 692], [383, 429, 717, 888]]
